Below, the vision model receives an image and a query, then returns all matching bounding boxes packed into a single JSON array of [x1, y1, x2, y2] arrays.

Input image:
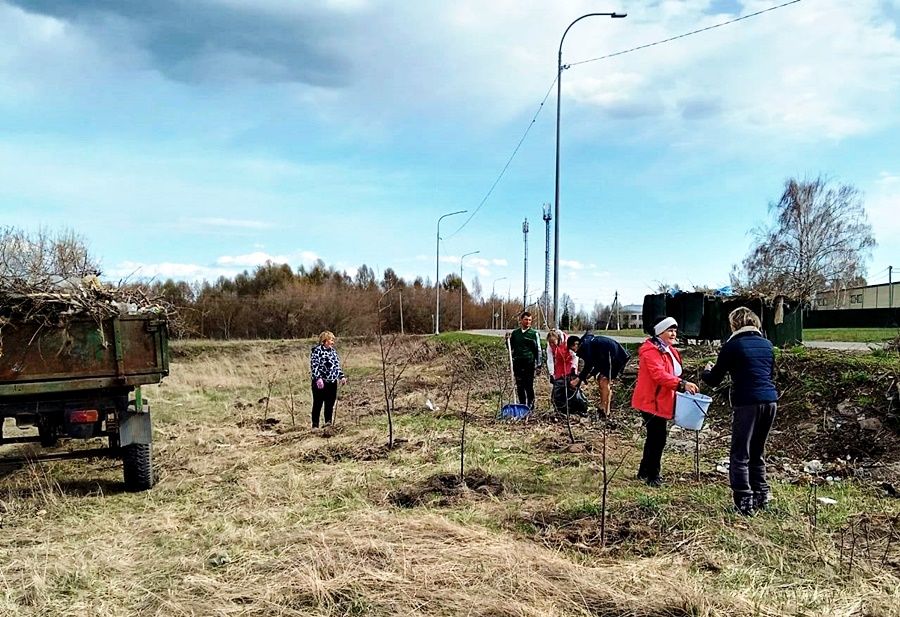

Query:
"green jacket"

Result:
[[509, 327, 542, 367]]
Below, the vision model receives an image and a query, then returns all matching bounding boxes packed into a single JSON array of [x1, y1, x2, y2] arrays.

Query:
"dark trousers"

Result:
[[638, 412, 669, 480], [311, 381, 338, 427], [512, 359, 535, 408], [730, 402, 777, 497]]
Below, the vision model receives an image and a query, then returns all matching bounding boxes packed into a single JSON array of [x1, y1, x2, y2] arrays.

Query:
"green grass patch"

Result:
[[803, 327, 900, 343]]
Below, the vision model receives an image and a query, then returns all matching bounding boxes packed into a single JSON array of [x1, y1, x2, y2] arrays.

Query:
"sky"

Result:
[[1, 0, 898, 312]]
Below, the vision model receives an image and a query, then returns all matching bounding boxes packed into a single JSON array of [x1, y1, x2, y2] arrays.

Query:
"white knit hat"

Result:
[[653, 316, 678, 336]]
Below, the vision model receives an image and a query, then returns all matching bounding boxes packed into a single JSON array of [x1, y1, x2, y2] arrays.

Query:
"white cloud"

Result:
[[560, 259, 586, 270], [216, 250, 320, 268], [184, 217, 273, 230], [107, 260, 238, 282]]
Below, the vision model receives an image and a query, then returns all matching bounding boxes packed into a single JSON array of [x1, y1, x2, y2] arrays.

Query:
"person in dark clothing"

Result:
[[507, 311, 542, 409], [566, 333, 629, 417], [701, 307, 779, 516], [309, 330, 347, 428]]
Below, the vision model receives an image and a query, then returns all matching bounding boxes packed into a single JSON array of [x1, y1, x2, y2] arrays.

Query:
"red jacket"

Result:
[[547, 331, 577, 379], [631, 338, 684, 419]]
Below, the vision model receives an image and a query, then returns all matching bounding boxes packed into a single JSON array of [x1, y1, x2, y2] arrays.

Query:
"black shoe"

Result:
[[734, 495, 755, 516], [752, 491, 770, 512], [645, 476, 664, 488]]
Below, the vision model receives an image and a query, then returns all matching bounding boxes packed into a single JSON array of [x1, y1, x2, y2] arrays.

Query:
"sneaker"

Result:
[[734, 495, 755, 516], [752, 491, 771, 512]]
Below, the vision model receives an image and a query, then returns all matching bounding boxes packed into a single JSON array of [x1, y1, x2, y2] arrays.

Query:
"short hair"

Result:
[[728, 307, 761, 331], [318, 330, 336, 344], [520, 311, 532, 319], [566, 335, 581, 349]]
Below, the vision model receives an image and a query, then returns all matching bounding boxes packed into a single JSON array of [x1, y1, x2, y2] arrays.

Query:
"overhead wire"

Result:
[[567, 0, 803, 68], [444, 76, 558, 240], [446, 0, 805, 239]]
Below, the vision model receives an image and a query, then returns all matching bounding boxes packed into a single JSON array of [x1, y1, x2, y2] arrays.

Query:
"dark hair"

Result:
[[520, 311, 532, 319], [566, 335, 581, 349]]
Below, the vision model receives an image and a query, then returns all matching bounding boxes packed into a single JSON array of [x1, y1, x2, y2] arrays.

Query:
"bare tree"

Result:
[[733, 176, 876, 302], [376, 289, 425, 449]]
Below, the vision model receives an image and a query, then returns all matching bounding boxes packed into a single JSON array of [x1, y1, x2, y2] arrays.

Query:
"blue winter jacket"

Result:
[[701, 329, 778, 406], [576, 334, 630, 382]]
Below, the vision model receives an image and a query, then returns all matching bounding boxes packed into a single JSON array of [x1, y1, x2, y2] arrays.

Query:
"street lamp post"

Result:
[[459, 250, 480, 331], [553, 11, 626, 327], [436, 210, 467, 334], [492, 276, 507, 329]]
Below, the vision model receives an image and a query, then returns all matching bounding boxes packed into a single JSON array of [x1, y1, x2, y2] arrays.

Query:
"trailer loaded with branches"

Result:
[[0, 279, 170, 492]]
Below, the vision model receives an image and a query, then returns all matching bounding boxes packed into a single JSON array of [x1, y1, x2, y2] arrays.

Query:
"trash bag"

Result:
[[551, 377, 588, 415]]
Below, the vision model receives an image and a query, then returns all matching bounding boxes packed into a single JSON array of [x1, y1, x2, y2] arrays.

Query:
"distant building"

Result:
[[620, 304, 643, 329], [811, 282, 900, 310]]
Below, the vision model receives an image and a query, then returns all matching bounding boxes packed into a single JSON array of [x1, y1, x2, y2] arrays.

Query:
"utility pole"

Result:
[[522, 218, 529, 311], [542, 203, 552, 328], [399, 289, 404, 335]]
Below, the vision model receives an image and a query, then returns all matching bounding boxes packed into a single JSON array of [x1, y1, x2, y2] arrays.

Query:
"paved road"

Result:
[[465, 329, 878, 351]]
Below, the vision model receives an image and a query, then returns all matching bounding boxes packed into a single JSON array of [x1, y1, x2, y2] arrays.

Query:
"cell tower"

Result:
[[522, 217, 529, 310], [542, 203, 552, 328]]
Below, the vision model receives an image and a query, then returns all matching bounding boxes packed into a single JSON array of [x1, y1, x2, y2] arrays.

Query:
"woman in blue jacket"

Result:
[[701, 307, 778, 516]]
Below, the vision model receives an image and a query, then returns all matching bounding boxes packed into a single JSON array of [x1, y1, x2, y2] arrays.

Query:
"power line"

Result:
[[568, 0, 803, 69], [449, 0, 803, 238], [444, 77, 557, 239]]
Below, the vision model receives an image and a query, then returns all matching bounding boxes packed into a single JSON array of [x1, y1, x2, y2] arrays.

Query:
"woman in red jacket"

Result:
[[545, 329, 577, 380], [632, 317, 699, 486]]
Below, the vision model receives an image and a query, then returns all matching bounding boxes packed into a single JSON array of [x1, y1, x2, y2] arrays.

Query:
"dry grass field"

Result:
[[1, 335, 899, 616]]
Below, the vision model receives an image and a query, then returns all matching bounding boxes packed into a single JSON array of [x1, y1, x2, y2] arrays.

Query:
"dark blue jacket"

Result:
[[576, 334, 629, 382], [701, 329, 778, 406]]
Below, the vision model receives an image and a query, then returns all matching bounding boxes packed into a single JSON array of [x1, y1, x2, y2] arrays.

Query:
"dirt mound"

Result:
[[388, 468, 504, 507], [299, 440, 402, 463], [519, 507, 659, 555]]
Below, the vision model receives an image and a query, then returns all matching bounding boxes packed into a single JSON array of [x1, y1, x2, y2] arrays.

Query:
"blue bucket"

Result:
[[673, 392, 712, 431], [500, 403, 531, 420]]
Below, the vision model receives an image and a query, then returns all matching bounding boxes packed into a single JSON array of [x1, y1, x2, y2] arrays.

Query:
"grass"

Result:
[[803, 327, 900, 343], [0, 337, 898, 616]]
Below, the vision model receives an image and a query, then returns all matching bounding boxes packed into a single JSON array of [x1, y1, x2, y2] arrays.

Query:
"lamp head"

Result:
[[611, 12, 627, 18]]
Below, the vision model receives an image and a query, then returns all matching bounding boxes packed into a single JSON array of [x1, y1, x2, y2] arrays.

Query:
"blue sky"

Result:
[[1, 0, 898, 310]]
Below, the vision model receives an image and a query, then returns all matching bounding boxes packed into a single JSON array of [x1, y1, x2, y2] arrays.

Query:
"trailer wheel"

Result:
[[122, 443, 154, 491]]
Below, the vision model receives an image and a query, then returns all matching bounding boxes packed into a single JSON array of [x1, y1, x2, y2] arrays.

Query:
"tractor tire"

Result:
[[122, 443, 154, 491]]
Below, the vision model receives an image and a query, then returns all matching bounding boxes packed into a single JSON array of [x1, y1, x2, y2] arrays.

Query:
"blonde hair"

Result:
[[318, 330, 336, 344], [547, 330, 560, 345], [728, 307, 761, 332]]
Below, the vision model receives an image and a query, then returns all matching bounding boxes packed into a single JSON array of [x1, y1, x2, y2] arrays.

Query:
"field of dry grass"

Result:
[[1, 336, 899, 616]]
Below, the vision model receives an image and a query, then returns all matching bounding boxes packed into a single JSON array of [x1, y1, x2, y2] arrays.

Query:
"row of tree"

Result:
[[150, 261, 612, 338]]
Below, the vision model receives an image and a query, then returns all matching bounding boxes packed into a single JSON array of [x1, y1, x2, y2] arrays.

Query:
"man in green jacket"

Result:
[[508, 311, 542, 409]]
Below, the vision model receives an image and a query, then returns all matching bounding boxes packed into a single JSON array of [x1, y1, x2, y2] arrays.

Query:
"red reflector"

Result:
[[69, 409, 99, 423]]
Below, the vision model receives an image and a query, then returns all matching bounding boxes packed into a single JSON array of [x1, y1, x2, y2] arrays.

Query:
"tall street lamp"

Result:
[[553, 11, 626, 327], [492, 276, 507, 329], [459, 250, 480, 331], [435, 209, 467, 334]]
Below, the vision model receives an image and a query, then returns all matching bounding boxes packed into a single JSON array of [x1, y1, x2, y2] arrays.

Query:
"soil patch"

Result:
[[518, 508, 659, 555], [298, 440, 405, 463], [388, 468, 504, 507]]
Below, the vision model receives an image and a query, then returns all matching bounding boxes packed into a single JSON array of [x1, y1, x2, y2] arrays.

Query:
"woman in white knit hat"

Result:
[[631, 316, 699, 486]]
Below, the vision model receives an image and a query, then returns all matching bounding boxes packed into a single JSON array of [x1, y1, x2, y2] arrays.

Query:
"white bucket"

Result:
[[673, 392, 713, 431]]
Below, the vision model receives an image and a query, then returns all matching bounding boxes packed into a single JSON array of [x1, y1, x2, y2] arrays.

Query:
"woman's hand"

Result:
[[684, 381, 699, 394], [339, 377, 348, 386]]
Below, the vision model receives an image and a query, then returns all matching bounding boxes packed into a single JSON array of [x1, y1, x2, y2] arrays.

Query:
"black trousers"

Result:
[[638, 412, 669, 480], [730, 402, 777, 498], [512, 359, 535, 408], [311, 381, 338, 427]]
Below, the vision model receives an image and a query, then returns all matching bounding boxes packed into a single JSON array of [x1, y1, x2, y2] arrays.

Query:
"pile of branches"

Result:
[[0, 227, 174, 331]]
